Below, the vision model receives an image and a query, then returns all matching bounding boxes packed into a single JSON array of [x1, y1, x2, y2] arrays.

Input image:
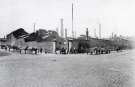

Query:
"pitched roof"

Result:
[[24, 32, 40, 42], [7, 28, 28, 39], [25, 29, 60, 42]]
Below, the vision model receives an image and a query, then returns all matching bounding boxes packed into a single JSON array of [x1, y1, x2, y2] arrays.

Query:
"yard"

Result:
[[0, 50, 134, 87]]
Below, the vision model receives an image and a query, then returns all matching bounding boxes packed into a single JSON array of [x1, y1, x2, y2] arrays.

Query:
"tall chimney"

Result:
[[112, 32, 114, 39], [60, 18, 64, 37], [74, 31, 76, 38], [94, 28, 97, 38], [65, 28, 67, 39], [86, 28, 89, 40], [99, 23, 101, 39], [34, 23, 36, 33], [4, 35, 5, 39], [56, 27, 59, 35], [72, 3, 74, 38]]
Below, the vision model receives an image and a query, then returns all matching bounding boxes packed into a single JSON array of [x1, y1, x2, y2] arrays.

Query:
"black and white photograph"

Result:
[[0, 0, 135, 87]]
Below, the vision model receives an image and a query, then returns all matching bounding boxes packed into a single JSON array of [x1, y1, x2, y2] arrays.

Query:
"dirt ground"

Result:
[[0, 50, 134, 87], [0, 50, 10, 56]]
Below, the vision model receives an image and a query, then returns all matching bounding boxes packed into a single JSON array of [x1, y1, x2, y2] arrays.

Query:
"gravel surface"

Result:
[[0, 50, 134, 87]]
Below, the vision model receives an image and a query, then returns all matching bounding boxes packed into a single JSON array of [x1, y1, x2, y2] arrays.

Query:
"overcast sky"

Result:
[[0, 0, 135, 38]]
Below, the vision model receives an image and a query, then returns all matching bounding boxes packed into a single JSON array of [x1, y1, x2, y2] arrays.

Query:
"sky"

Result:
[[0, 0, 135, 38]]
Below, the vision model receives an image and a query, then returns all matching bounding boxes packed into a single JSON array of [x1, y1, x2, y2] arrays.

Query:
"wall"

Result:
[[26, 41, 56, 53], [15, 38, 26, 47], [7, 34, 16, 46]]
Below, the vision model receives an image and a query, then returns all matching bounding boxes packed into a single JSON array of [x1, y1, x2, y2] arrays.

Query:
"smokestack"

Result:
[[56, 27, 59, 35], [112, 32, 114, 39], [99, 23, 101, 39], [86, 28, 89, 40], [74, 31, 76, 38], [65, 28, 67, 39], [72, 3, 74, 38], [34, 23, 36, 32], [94, 28, 97, 38], [60, 18, 64, 37]]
